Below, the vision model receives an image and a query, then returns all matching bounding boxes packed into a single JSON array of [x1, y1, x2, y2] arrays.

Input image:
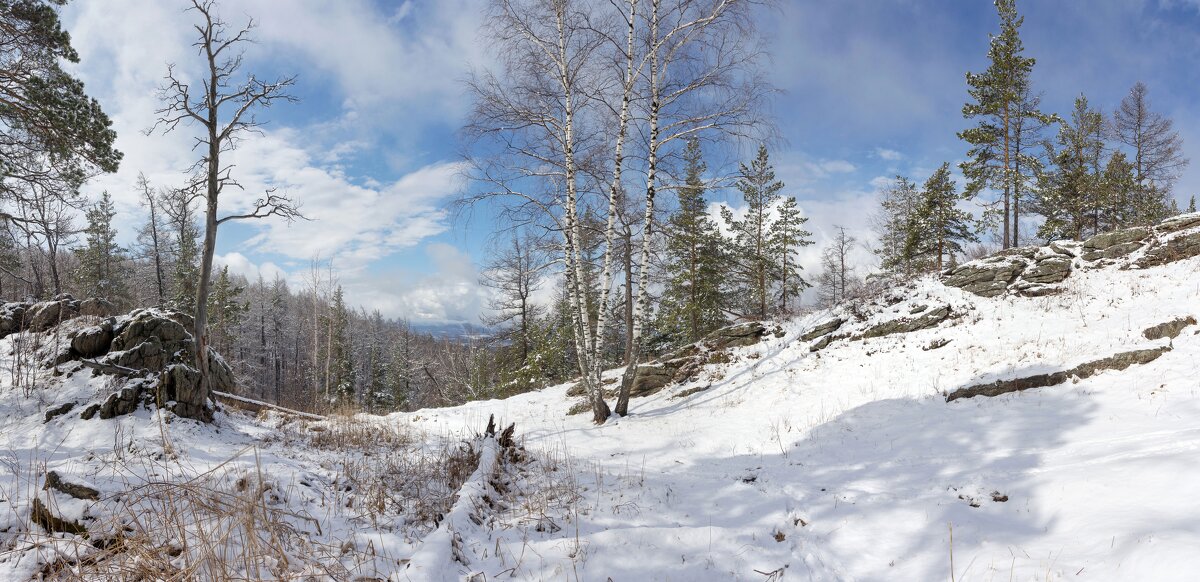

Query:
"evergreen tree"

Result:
[[388, 319, 418, 411], [959, 0, 1051, 248], [163, 188, 200, 313], [1188, 196, 1197, 214], [903, 163, 978, 272], [207, 266, 247, 358], [1034, 95, 1104, 241], [1095, 151, 1138, 233], [768, 196, 813, 313], [659, 139, 726, 344], [723, 144, 784, 320], [874, 176, 924, 276], [75, 191, 128, 303], [330, 285, 355, 405]]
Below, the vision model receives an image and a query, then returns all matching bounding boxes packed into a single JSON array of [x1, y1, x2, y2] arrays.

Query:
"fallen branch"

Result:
[[211, 390, 325, 421]]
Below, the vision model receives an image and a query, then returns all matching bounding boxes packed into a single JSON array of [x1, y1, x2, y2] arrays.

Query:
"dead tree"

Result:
[[152, 0, 301, 420]]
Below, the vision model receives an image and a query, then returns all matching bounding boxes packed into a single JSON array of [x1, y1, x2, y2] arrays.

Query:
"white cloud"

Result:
[[876, 148, 904, 161], [215, 252, 287, 283]]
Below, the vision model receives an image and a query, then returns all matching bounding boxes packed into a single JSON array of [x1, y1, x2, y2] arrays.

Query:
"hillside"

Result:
[[2, 215, 1199, 581]]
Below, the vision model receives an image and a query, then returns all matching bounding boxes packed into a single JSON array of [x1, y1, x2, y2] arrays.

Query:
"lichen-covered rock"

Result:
[[1132, 231, 1200, 268], [1142, 316, 1197, 341], [0, 302, 28, 338], [1154, 212, 1200, 234], [859, 306, 952, 339], [629, 363, 674, 397], [1082, 226, 1151, 260], [800, 318, 844, 342], [942, 258, 1026, 297], [28, 299, 79, 332], [1022, 257, 1072, 284], [71, 320, 114, 358], [79, 298, 117, 318], [703, 321, 767, 350]]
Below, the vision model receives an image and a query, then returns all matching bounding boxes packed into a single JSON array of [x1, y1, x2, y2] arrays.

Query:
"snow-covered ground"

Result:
[[1, 241, 1199, 580], [402, 252, 1200, 581]]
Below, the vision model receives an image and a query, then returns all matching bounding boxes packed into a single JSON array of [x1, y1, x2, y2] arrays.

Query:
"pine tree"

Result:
[[75, 191, 128, 303], [330, 285, 355, 405], [768, 196, 813, 313], [1188, 196, 1197, 214], [959, 0, 1051, 248], [1034, 95, 1104, 241], [723, 144, 784, 320], [903, 163, 978, 272], [659, 138, 726, 344]]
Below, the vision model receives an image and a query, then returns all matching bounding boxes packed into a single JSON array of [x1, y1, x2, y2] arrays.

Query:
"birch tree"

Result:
[[614, 0, 770, 416], [466, 0, 640, 424], [153, 0, 300, 420]]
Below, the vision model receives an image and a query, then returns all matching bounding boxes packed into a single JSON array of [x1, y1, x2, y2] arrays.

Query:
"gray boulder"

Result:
[[1132, 231, 1200, 268], [943, 258, 1026, 297], [800, 318, 844, 342], [79, 298, 117, 318], [71, 321, 115, 358], [1022, 257, 1072, 284], [28, 300, 79, 332]]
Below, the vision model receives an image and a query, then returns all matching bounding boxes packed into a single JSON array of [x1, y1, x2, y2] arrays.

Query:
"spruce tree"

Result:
[[1095, 151, 1138, 233], [768, 196, 813, 313], [330, 286, 355, 406], [903, 163, 977, 272], [75, 191, 128, 303], [207, 266, 247, 358], [875, 176, 923, 276], [659, 139, 726, 344], [959, 0, 1051, 248], [1188, 196, 1197, 214], [723, 144, 784, 320]]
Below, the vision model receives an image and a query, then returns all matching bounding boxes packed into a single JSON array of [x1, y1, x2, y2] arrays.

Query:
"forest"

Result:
[[0, 0, 1191, 420]]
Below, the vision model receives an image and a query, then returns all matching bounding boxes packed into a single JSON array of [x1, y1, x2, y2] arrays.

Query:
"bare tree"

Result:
[[816, 226, 858, 308], [614, 0, 771, 416], [465, 0, 641, 424], [1111, 82, 1189, 196], [153, 0, 301, 420], [480, 232, 545, 367], [135, 173, 167, 304]]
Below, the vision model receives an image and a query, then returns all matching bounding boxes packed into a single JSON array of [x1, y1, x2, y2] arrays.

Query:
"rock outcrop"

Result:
[[943, 213, 1200, 298], [1142, 316, 1197, 341], [0, 300, 233, 423], [946, 346, 1171, 402]]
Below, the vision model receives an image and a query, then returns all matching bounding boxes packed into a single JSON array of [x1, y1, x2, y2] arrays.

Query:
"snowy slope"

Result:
[[400, 246, 1200, 581], [1, 229, 1198, 581]]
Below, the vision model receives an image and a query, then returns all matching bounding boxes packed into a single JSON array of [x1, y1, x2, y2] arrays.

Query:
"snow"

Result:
[[1, 239, 1199, 580]]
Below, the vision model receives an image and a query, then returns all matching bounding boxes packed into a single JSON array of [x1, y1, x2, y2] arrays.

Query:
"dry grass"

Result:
[[1, 412, 513, 581]]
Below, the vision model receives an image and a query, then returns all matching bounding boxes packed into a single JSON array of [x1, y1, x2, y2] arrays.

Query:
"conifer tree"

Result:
[[659, 139, 726, 343], [959, 0, 1051, 248], [207, 266, 247, 358], [162, 188, 200, 313], [768, 196, 813, 313], [1034, 95, 1104, 241], [330, 285, 355, 405], [874, 176, 923, 276], [1188, 196, 1197, 214], [903, 163, 978, 272], [723, 144, 784, 320], [75, 191, 128, 303], [1095, 151, 1138, 233]]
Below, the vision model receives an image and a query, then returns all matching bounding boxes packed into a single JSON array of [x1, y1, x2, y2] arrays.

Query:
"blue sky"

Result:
[[60, 0, 1200, 324]]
